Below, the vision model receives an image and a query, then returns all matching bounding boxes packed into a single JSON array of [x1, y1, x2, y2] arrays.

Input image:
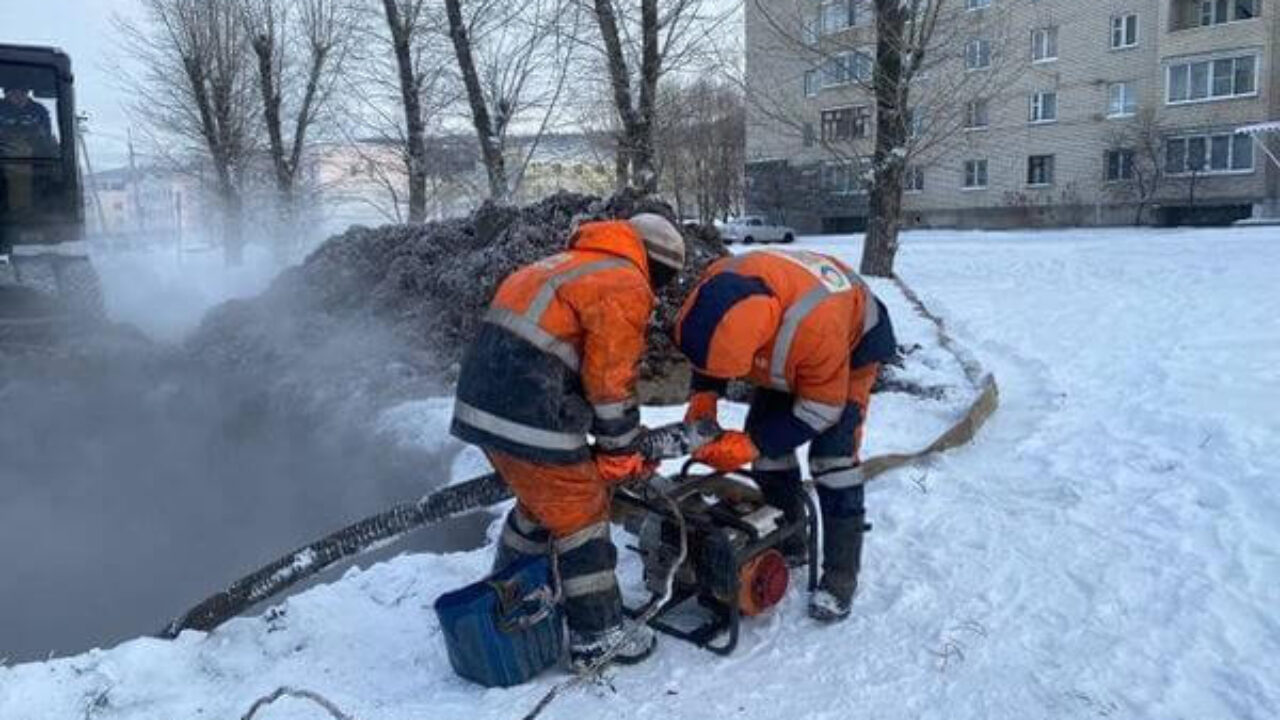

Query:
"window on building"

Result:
[[1165, 131, 1254, 173], [803, 17, 820, 45], [1200, 0, 1258, 25], [849, 51, 874, 82], [1108, 82, 1137, 117], [1167, 56, 1256, 103], [1235, 0, 1259, 19], [1030, 91, 1058, 122], [905, 107, 924, 139], [820, 0, 862, 35], [804, 70, 820, 97], [822, 162, 863, 194], [904, 166, 925, 193], [963, 159, 989, 188], [966, 39, 992, 70], [1027, 155, 1055, 185], [965, 98, 990, 129], [966, 0, 991, 9], [1105, 149, 1135, 181], [803, 122, 816, 147], [1031, 27, 1058, 62], [822, 51, 874, 88], [1111, 13, 1139, 48], [821, 106, 871, 142]]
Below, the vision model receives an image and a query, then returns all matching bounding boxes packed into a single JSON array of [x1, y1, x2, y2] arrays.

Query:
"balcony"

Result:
[[1168, 0, 1260, 32]]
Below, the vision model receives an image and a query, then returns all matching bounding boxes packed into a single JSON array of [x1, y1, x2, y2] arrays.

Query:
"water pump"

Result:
[[614, 466, 819, 655]]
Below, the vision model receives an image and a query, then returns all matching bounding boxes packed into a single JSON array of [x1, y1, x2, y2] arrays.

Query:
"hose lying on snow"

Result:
[[161, 421, 721, 638], [160, 472, 514, 638], [844, 274, 1001, 485]]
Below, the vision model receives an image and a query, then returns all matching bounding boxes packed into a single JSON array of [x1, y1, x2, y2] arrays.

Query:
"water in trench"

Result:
[[0, 348, 491, 665]]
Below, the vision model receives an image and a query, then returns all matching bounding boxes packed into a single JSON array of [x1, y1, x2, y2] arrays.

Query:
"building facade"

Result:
[[745, 0, 1280, 231]]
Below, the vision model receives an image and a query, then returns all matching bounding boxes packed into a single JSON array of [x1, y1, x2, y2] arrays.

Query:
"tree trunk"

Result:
[[613, 135, 629, 191], [631, 0, 660, 192], [444, 0, 510, 202], [215, 165, 244, 266], [250, 34, 292, 203], [382, 0, 428, 222], [861, 0, 909, 278], [592, 0, 642, 190]]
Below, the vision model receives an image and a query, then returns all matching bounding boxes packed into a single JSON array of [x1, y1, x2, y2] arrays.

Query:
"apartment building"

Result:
[[744, 0, 1280, 231]]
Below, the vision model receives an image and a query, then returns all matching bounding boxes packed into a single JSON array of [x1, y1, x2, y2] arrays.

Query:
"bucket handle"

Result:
[[490, 581, 558, 634]]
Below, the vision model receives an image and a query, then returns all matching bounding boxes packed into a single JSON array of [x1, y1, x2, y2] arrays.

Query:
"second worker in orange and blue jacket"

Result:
[[673, 248, 896, 622]]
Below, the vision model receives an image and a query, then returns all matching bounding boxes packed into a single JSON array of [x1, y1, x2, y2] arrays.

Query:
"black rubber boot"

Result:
[[809, 485, 868, 623], [557, 522, 657, 671]]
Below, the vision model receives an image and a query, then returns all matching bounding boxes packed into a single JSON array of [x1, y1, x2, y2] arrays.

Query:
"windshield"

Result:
[[0, 62, 62, 161]]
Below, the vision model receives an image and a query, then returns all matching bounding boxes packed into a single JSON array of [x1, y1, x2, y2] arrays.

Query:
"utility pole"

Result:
[[75, 114, 109, 238], [128, 127, 144, 234]]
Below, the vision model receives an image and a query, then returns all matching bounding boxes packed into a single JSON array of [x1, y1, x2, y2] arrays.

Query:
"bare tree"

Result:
[[1106, 108, 1168, 226], [241, 0, 353, 230], [587, 0, 734, 192], [655, 78, 745, 223], [747, 0, 1025, 275], [443, 0, 579, 203], [380, 0, 434, 222], [119, 0, 257, 265], [861, 0, 939, 276], [443, 0, 509, 201], [340, 0, 460, 223]]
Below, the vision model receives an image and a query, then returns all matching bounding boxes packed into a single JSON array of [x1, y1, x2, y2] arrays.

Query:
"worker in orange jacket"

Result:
[[673, 249, 896, 622], [451, 213, 685, 669]]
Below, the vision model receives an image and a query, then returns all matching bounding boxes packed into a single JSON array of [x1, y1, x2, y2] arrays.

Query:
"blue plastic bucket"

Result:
[[434, 556, 564, 688]]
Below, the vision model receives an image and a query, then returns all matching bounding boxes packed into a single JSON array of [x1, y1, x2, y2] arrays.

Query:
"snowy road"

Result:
[[3, 227, 1278, 719]]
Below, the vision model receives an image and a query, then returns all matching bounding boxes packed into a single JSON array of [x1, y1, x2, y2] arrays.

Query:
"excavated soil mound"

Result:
[[187, 191, 727, 412]]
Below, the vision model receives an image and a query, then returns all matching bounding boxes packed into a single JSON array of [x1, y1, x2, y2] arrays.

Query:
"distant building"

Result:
[[312, 132, 616, 232], [745, 0, 1280, 231], [83, 166, 204, 244]]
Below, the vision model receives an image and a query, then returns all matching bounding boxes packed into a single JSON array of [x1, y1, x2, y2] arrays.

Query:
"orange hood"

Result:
[[568, 220, 651, 279]]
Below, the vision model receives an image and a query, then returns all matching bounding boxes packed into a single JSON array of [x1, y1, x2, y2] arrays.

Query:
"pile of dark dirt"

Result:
[[186, 191, 726, 412]]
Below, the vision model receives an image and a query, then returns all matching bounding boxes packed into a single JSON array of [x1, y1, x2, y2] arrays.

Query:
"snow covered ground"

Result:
[[4, 226, 1279, 719]]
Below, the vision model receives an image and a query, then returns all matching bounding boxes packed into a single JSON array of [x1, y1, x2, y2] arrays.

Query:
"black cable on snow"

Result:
[[160, 472, 513, 638]]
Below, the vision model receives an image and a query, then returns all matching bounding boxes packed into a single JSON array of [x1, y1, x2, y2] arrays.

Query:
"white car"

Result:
[[718, 216, 796, 245]]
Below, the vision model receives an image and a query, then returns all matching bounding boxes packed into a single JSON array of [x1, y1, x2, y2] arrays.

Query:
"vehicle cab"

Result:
[[0, 44, 81, 253]]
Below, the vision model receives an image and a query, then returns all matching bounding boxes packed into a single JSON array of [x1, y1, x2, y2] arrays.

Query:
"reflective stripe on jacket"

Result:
[[452, 221, 654, 463], [675, 249, 896, 452]]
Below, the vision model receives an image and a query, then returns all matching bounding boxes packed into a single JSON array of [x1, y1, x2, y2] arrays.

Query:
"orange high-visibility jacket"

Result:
[[452, 221, 655, 464], [674, 249, 892, 443]]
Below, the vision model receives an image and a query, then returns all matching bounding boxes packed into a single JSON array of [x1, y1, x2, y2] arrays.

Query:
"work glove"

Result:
[[684, 391, 719, 424], [595, 452, 659, 486], [692, 431, 759, 473]]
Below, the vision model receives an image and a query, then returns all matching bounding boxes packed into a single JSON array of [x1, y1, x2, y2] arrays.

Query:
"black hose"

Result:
[[159, 472, 512, 638], [161, 421, 713, 638]]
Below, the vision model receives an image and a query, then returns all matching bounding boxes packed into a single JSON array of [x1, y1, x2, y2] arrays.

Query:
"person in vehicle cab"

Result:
[[0, 84, 54, 156]]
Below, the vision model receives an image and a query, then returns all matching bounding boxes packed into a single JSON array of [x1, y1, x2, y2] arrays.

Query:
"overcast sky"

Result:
[[3, 0, 140, 168]]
